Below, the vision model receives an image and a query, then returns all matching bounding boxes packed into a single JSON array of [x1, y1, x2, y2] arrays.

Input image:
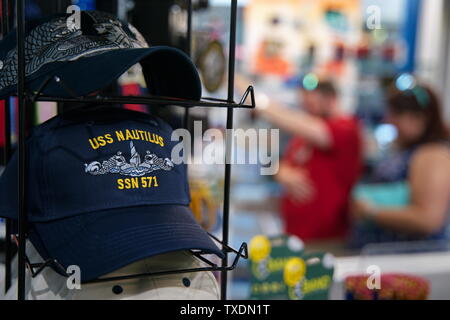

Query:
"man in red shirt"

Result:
[[257, 78, 362, 241]]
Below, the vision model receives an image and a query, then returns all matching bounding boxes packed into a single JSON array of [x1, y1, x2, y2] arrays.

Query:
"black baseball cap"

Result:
[[0, 11, 201, 100], [0, 107, 222, 281]]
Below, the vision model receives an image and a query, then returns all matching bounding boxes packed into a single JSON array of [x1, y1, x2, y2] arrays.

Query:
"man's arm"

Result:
[[258, 101, 332, 150]]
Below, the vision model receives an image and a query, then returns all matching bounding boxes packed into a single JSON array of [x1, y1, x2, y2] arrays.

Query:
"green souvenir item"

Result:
[[249, 234, 334, 300]]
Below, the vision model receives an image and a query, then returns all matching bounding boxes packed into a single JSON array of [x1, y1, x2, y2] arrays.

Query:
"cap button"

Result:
[[182, 278, 191, 287], [112, 285, 123, 295]]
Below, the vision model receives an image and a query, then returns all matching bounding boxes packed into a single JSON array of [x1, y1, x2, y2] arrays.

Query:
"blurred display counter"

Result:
[[227, 179, 450, 300]]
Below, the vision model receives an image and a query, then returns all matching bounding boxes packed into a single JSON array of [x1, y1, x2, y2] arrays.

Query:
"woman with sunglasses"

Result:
[[351, 76, 450, 247]]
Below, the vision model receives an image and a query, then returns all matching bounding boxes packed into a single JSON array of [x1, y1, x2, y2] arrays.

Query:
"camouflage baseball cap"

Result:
[[0, 10, 201, 100]]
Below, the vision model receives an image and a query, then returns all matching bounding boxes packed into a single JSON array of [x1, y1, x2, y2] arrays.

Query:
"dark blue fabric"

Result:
[[350, 219, 450, 250], [30, 205, 221, 281], [370, 148, 415, 183]]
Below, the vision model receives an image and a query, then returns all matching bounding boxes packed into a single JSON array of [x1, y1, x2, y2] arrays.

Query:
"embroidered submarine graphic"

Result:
[[85, 141, 174, 177]]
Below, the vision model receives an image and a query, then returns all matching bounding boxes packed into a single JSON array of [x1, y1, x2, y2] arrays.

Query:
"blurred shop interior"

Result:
[[1, 0, 450, 300]]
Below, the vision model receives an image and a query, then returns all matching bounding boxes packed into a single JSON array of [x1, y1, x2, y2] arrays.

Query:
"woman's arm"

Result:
[[365, 145, 450, 234]]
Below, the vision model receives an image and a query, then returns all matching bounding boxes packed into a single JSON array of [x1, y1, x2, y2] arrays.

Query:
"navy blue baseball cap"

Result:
[[0, 11, 202, 100], [0, 107, 222, 281]]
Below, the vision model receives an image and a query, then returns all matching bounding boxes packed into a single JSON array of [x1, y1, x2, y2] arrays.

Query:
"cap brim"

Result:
[[0, 46, 202, 100], [29, 205, 223, 282]]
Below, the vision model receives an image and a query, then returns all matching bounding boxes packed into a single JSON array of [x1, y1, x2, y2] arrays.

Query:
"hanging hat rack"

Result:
[[22, 75, 255, 109], [18, 233, 248, 285], [1, 0, 250, 300], [31, 89, 255, 108]]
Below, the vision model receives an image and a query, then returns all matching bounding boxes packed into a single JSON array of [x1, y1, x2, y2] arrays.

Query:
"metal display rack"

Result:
[[1, 0, 12, 296], [1, 0, 253, 300]]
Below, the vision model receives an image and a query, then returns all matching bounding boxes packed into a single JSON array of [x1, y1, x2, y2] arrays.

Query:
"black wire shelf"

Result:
[[27, 85, 255, 109], [16, 233, 248, 285]]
